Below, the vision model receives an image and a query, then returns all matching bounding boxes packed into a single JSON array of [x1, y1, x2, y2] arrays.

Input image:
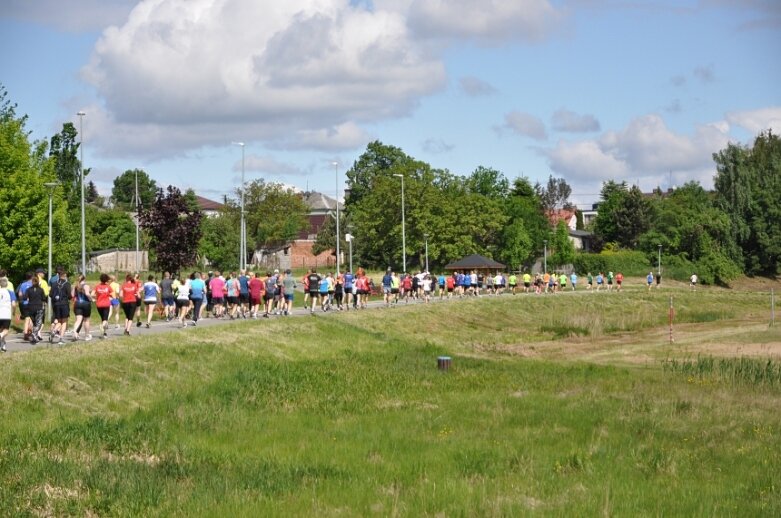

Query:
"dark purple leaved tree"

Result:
[[139, 186, 203, 274]]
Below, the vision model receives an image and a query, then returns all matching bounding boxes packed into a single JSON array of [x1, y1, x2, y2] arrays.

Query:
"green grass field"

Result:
[[1, 286, 779, 516]]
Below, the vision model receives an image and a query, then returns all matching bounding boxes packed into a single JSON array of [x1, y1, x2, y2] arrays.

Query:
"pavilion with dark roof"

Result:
[[444, 254, 506, 271]]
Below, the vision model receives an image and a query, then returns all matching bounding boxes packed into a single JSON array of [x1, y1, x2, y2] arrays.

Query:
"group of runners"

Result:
[[1, 263, 670, 351], [371, 269, 637, 305]]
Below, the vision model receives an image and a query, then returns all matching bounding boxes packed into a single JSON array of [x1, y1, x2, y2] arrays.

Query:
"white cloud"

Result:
[[499, 111, 547, 140], [551, 109, 600, 133], [547, 140, 629, 180], [458, 76, 498, 97], [726, 107, 781, 135], [238, 155, 305, 177], [402, 0, 563, 44], [280, 122, 373, 151], [81, 0, 445, 158], [545, 114, 731, 188]]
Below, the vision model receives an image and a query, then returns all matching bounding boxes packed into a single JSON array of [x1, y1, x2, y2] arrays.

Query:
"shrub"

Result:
[[573, 250, 649, 276]]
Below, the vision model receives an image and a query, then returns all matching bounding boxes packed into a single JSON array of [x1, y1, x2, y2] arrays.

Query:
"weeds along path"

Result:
[[0, 285, 598, 354]]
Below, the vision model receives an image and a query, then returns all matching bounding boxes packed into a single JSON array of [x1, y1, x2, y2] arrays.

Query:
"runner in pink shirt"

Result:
[[209, 272, 226, 318]]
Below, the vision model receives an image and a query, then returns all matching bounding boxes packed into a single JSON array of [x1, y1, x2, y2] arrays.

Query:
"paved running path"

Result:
[[1, 287, 607, 355]]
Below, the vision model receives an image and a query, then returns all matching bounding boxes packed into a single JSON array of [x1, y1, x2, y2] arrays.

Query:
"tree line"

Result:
[[1, 83, 778, 282]]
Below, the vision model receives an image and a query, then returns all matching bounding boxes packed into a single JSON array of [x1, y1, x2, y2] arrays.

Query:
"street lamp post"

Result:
[[543, 240, 548, 274], [657, 244, 662, 276], [233, 142, 246, 271], [333, 161, 340, 274], [44, 182, 58, 323], [393, 174, 406, 273], [134, 169, 140, 272], [77, 111, 86, 274], [345, 233, 353, 274], [424, 233, 429, 273]]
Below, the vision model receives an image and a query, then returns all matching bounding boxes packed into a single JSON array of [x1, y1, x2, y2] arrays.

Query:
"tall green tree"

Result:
[[465, 166, 509, 198], [593, 181, 652, 249], [199, 212, 240, 272], [241, 180, 309, 250], [139, 186, 202, 274], [713, 131, 781, 275], [535, 174, 574, 212], [0, 85, 75, 278], [111, 169, 158, 210], [550, 220, 576, 267], [85, 180, 102, 206], [498, 219, 533, 270], [85, 206, 137, 252], [48, 122, 83, 207], [344, 141, 419, 206], [345, 150, 506, 271], [499, 177, 550, 268]]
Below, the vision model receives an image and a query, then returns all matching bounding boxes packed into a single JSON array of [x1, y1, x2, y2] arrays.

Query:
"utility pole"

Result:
[[333, 161, 340, 274], [393, 174, 406, 273], [77, 111, 86, 274]]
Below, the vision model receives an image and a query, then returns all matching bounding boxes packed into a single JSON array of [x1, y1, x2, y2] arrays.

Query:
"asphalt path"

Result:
[[1, 294, 439, 354], [1, 286, 607, 355]]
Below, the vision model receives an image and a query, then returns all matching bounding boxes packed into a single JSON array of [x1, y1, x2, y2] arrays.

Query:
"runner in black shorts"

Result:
[[306, 269, 321, 315]]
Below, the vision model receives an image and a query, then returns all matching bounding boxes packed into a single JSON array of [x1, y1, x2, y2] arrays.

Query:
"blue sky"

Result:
[[2, 0, 779, 207]]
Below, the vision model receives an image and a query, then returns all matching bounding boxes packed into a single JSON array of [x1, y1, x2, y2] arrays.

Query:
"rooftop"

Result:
[[301, 191, 343, 211], [194, 195, 224, 212]]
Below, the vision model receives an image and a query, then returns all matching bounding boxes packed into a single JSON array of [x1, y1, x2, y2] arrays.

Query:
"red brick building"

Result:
[[251, 191, 342, 270]]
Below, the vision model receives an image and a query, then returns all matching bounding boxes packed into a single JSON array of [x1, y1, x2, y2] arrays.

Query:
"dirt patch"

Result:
[[483, 321, 781, 366], [725, 275, 781, 291]]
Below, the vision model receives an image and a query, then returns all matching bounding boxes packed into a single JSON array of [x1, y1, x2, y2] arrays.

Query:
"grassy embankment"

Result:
[[0, 287, 779, 515]]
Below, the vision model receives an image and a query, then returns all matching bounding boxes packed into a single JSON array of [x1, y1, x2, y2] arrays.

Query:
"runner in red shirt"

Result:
[[401, 274, 412, 304], [615, 272, 624, 292], [94, 273, 113, 339], [248, 272, 263, 318], [445, 275, 455, 299], [120, 274, 139, 335]]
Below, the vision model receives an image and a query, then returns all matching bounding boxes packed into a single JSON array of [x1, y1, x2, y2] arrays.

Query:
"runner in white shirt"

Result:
[[422, 275, 432, 303], [142, 275, 161, 328], [0, 277, 17, 352], [175, 276, 191, 327]]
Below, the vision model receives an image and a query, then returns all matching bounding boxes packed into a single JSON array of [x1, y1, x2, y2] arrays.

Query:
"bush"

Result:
[[662, 251, 741, 285], [695, 251, 742, 286], [573, 250, 650, 276]]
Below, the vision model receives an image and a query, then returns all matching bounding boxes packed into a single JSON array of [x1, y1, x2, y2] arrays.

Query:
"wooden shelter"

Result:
[[444, 254, 506, 271]]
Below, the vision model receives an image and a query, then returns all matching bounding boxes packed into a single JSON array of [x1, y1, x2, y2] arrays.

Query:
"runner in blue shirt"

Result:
[[319, 276, 331, 311], [382, 268, 393, 307], [16, 272, 34, 340], [238, 270, 250, 318], [343, 271, 354, 309], [189, 273, 206, 325]]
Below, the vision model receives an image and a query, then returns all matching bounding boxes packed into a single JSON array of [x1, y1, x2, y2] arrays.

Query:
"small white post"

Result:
[[669, 295, 674, 343]]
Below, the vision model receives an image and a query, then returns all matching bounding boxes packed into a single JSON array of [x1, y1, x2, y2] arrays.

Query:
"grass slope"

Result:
[[1, 289, 779, 516]]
